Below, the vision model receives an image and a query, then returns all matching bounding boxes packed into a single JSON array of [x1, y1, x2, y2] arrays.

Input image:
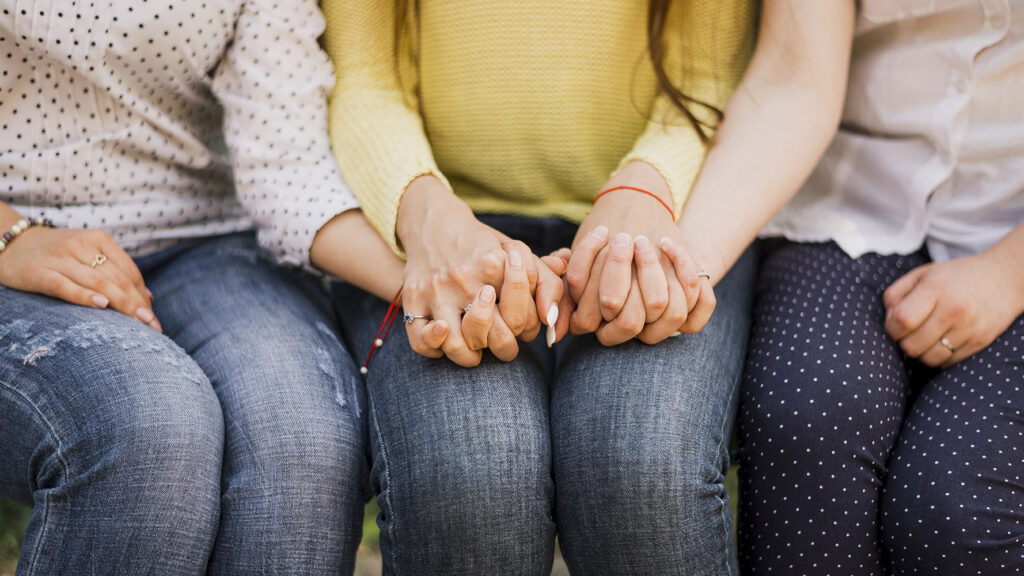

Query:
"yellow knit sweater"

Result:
[[323, 0, 755, 254]]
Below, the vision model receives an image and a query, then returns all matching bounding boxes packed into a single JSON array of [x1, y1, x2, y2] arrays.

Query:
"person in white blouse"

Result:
[[726, 1, 1024, 574], [0, 1, 408, 574], [544, 0, 1020, 573]]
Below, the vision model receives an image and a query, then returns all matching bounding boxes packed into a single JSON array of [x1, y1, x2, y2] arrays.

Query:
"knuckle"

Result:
[[607, 250, 632, 265], [490, 331, 517, 353], [704, 292, 717, 312], [599, 293, 626, 311], [617, 310, 646, 335], [647, 294, 669, 314], [42, 274, 66, 294], [665, 307, 687, 328], [684, 276, 700, 295], [596, 331, 619, 347], [892, 310, 914, 330], [571, 313, 599, 334], [478, 252, 504, 280], [89, 275, 110, 292], [899, 339, 922, 358], [564, 267, 587, 290], [579, 235, 602, 253]]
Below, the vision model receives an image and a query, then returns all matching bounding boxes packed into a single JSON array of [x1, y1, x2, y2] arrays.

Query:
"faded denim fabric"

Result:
[[0, 233, 369, 576], [335, 215, 756, 576]]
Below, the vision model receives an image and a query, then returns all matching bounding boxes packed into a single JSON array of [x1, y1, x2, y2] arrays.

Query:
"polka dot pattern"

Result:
[[738, 240, 1024, 575], [0, 0, 357, 267]]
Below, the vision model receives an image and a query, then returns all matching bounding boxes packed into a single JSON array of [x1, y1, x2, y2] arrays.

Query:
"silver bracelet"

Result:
[[0, 217, 55, 253]]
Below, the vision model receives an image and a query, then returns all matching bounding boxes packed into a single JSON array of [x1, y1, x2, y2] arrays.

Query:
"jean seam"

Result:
[[713, 370, 742, 576], [0, 378, 71, 576], [369, 398, 399, 575]]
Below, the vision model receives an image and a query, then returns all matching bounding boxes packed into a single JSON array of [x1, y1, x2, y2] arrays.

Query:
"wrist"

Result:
[[604, 161, 673, 208], [677, 231, 726, 286], [396, 175, 470, 248], [979, 247, 1024, 314]]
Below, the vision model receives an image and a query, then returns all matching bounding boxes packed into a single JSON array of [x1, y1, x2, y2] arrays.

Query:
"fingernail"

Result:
[[635, 235, 652, 252], [509, 250, 523, 269], [613, 232, 631, 247], [149, 320, 163, 334], [91, 295, 109, 308], [136, 308, 155, 324], [547, 324, 557, 348], [660, 237, 675, 249], [590, 226, 609, 239], [547, 303, 559, 327], [481, 285, 496, 303]]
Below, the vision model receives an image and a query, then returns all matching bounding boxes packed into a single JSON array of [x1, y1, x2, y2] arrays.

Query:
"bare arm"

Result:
[[678, 0, 857, 282], [310, 210, 405, 302]]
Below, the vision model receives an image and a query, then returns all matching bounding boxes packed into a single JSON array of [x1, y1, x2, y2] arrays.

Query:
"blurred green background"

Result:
[[0, 467, 738, 575]]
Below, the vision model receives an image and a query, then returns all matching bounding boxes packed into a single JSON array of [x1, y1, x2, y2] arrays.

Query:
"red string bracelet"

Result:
[[593, 185, 675, 221], [361, 287, 403, 375]]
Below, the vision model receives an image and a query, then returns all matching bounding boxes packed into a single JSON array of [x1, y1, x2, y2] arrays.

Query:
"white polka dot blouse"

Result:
[[0, 0, 359, 267]]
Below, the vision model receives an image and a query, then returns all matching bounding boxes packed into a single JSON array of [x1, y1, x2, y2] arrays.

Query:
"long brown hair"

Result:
[[394, 0, 719, 143]]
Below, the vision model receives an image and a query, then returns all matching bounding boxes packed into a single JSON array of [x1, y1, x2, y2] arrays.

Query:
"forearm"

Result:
[[310, 210, 404, 301], [677, 1, 856, 282]]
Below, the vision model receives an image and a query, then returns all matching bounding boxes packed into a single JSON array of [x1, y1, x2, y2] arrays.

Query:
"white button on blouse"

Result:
[[764, 0, 1024, 262], [0, 0, 359, 267]]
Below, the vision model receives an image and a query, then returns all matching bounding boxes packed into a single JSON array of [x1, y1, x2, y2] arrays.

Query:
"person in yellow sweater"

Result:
[[323, 0, 851, 574]]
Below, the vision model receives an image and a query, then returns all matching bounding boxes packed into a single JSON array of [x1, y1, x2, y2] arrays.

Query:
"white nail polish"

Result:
[[546, 304, 559, 348]]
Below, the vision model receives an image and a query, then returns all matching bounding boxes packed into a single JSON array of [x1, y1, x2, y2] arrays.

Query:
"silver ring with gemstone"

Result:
[[403, 312, 431, 325]]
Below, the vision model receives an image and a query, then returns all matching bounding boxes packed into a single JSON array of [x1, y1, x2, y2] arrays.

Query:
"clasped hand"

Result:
[[400, 166, 719, 367]]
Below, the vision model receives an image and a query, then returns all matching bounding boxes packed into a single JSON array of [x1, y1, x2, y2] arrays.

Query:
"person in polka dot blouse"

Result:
[[737, 2, 1024, 575], [0, 1, 404, 574]]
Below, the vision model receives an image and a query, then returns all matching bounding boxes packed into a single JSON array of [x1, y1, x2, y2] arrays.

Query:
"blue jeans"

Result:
[[0, 233, 369, 575], [739, 240, 1024, 575], [335, 215, 756, 576]]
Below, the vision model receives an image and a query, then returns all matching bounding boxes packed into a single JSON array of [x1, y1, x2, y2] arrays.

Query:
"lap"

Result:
[[143, 233, 367, 464], [553, 243, 757, 484]]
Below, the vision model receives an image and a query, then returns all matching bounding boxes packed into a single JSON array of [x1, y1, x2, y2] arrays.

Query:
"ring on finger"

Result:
[[463, 303, 472, 315], [91, 253, 108, 269], [940, 336, 955, 354], [403, 312, 431, 325], [697, 268, 711, 281]]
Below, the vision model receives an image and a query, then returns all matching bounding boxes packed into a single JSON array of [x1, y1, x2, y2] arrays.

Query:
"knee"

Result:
[[557, 427, 728, 520], [230, 410, 365, 495], [65, 332, 224, 483], [386, 410, 553, 540]]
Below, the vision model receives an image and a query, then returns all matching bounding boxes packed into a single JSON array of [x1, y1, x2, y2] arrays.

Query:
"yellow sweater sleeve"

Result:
[[322, 0, 449, 256], [620, 0, 756, 217]]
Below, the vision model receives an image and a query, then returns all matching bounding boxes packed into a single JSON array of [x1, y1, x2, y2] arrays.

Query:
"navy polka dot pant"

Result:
[[738, 240, 1024, 576]]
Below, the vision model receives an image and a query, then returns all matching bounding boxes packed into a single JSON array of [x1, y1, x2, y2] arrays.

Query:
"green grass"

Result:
[[0, 499, 30, 576], [1, 466, 740, 573]]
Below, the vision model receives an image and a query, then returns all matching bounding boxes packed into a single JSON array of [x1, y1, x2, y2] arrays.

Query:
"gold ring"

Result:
[[940, 337, 955, 354], [91, 254, 108, 269]]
